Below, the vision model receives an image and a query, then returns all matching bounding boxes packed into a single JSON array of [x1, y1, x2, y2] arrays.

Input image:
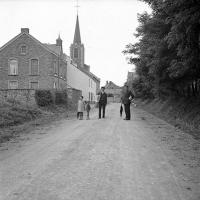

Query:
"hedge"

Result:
[[55, 90, 68, 105], [35, 90, 68, 107], [35, 90, 53, 107]]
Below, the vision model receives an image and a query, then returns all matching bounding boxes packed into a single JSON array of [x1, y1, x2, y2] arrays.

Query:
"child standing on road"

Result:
[[77, 96, 84, 120], [85, 101, 91, 120]]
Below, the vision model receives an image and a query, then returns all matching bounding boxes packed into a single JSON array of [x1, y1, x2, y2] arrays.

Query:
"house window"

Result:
[[8, 80, 18, 89], [30, 81, 39, 89], [53, 62, 57, 74], [20, 45, 27, 54], [74, 48, 78, 58], [30, 59, 39, 75], [91, 93, 93, 101], [53, 82, 57, 89], [9, 59, 18, 75]]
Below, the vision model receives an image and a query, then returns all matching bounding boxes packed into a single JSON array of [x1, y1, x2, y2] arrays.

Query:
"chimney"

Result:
[[21, 28, 29, 34]]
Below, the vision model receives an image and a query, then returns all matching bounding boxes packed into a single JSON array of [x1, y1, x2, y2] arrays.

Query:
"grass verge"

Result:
[[136, 97, 200, 140], [0, 101, 76, 144]]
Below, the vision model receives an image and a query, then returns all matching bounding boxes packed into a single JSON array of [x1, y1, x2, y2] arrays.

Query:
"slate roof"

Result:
[[43, 43, 62, 55], [105, 81, 122, 89]]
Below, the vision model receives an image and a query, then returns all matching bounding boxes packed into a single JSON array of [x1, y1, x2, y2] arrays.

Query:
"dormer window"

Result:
[[20, 45, 27, 55]]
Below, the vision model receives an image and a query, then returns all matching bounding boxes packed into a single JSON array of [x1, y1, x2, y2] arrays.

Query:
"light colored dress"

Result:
[[77, 100, 84, 112]]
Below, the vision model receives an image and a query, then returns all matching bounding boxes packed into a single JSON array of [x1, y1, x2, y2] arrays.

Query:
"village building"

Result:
[[67, 15, 100, 101], [127, 71, 138, 83], [104, 81, 122, 103], [0, 28, 67, 90], [0, 15, 100, 101], [126, 71, 138, 90]]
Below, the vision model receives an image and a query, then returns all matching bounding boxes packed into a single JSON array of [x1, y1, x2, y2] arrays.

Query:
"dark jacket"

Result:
[[99, 92, 107, 105], [121, 91, 134, 104], [86, 104, 91, 112]]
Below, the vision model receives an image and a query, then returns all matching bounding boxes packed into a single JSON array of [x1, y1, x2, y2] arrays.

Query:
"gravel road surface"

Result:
[[0, 103, 199, 200]]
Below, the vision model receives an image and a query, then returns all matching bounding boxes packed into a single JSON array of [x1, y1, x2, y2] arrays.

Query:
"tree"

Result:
[[124, 0, 200, 99]]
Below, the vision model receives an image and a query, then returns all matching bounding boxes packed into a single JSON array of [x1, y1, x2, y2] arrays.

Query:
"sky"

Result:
[[0, 0, 151, 86]]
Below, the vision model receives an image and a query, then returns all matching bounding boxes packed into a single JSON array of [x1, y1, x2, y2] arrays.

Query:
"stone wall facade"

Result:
[[0, 88, 82, 109], [0, 89, 36, 106]]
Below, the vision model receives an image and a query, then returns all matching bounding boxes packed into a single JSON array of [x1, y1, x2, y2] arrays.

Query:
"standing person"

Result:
[[77, 96, 84, 120], [85, 101, 91, 120], [98, 87, 107, 119], [121, 85, 134, 120]]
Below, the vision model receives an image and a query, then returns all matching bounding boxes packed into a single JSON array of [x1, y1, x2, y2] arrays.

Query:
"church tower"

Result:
[[70, 15, 85, 68], [56, 34, 63, 53]]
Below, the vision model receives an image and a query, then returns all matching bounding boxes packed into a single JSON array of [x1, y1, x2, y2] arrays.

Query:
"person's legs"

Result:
[[87, 111, 89, 119], [80, 112, 83, 120], [124, 104, 131, 120], [77, 112, 79, 119], [126, 103, 131, 120], [102, 104, 106, 118], [124, 104, 128, 119], [99, 104, 102, 118]]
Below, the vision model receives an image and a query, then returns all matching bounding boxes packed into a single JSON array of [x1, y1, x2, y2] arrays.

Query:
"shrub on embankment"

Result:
[[35, 89, 68, 107], [0, 101, 42, 128], [138, 97, 200, 139]]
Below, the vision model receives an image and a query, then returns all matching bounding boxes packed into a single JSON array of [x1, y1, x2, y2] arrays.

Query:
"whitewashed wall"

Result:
[[66, 60, 97, 101]]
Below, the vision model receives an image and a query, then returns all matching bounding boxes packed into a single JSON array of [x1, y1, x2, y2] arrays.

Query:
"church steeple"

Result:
[[73, 15, 81, 44], [70, 14, 85, 68]]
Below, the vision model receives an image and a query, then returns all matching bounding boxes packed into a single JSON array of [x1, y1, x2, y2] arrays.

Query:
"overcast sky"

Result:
[[0, 0, 151, 86]]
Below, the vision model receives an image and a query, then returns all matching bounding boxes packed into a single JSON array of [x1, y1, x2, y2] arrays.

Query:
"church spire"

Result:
[[73, 15, 81, 44]]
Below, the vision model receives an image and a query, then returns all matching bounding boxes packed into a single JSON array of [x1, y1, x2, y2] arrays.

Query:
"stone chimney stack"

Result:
[[21, 28, 29, 34]]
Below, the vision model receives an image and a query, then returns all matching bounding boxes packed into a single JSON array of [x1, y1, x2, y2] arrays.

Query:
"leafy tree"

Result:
[[124, 0, 200, 99]]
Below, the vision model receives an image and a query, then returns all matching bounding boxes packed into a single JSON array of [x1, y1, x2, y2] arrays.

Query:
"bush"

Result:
[[35, 90, 53, 107], [55, 90, 68, 105]]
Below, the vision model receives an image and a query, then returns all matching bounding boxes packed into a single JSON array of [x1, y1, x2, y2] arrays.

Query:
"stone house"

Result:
[[0, 15, 100, 102], [0, 28, 67, 90], [104, 81, 122, 102]]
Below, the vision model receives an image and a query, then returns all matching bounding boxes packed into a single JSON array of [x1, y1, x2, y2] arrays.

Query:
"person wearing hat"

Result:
[[98, 86, 107, 119], [121, 85, 134, 120]]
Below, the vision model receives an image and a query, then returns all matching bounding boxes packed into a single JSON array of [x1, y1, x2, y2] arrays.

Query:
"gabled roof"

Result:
[[0, 31, 61, 58], [73, 15, 81, 44], [105, 81, 122, 89], [77, 65, 100, 82], [43, 43, 62, 55]]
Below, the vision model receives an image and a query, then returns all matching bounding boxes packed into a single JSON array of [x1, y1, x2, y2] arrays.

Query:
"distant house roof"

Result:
[[78, 65, 100, 83], [43, 43, 62, 55], [105, 81, 122, 89]]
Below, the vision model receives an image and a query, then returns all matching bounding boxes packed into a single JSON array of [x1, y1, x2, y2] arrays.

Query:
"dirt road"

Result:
[[0, 103, 199, 200]]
